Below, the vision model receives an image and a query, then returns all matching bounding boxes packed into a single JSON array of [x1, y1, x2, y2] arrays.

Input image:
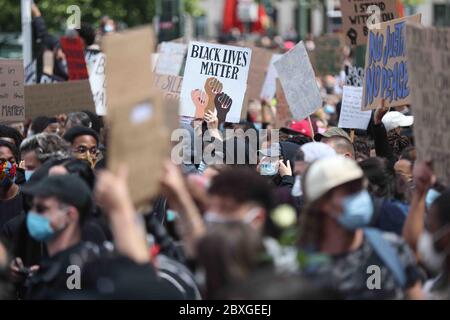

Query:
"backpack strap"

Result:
[[364, 228, 407, 288]]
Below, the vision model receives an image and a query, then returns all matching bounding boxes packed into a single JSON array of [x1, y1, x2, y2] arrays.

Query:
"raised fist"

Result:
[[204, 77, 223, 114], [191, 89, 209, 119], [214, 93, 232, 124]]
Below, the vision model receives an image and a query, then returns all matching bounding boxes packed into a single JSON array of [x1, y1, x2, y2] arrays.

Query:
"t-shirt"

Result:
[[0, 191, 23, 231], [307, 232, 423, 299], [25, 242, 106, 300]]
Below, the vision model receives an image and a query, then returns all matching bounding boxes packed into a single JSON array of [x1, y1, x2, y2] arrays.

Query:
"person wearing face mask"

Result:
[[22, 174, 105, 300], [419, 190, 450, 299], [0, 141, 23, 231], [63, 127, 100, 169], [299, 156, 424, 300]]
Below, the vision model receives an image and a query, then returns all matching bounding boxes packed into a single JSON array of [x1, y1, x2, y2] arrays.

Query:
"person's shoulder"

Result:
[[379, 231, 408, 249]]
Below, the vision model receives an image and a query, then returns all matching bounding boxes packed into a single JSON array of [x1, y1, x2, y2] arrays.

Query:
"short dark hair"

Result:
[[76, 22, 96, 47], [63, 126, 99, 145], [0, 140, 19, 163], [31, 116, 58, 134], [432, 190, 450, 227], [0, 125, 23, 149], [209, 168, 274, 213]]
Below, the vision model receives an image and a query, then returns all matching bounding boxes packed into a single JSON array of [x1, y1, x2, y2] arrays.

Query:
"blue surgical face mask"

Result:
[[260, 162, 279, 176], [337, 190, 374, 231], [426, 188, 441, 211], [253, 123, 263, 130], [26, 212, 54, 242], [292, 175, 303, 197], [25, 170, 35, 182]]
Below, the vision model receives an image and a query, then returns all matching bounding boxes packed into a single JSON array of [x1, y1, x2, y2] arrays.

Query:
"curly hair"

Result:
[[20, 133, 71, 163]]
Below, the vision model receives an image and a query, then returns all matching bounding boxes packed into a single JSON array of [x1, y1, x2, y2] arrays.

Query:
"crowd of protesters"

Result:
[[0, 4, 449, 300]]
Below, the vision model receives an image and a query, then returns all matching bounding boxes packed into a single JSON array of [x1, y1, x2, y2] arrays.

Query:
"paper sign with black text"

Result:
[[180, 41, 252, 124], [0, 59, 25, 123], [338, 86, 372, 130]]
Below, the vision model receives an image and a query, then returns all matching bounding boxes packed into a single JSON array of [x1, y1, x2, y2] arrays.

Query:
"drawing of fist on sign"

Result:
[[204, 77, 223, 114], [191, 89, 209, 119], [215, 93, 232, 124]]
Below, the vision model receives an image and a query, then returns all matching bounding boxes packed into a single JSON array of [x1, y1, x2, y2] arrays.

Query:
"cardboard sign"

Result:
[[362, 14, 421, 111], [338, 86, 372, 130], [275, 79, 293, 128], [340, 0, 399, 46], [0, 59, 25, 123], [108, 93, 170, 207], [260, 54, 282, 101], [247, 47, 273, 101], [310, 34, 344, 76], [104, 26, 168, 207], [25, 80, 95, 119], [154, 73, 182, 102], [180, 41, 252, 124], [86, 51, 107, 116], [155, 42, 187, 76], [274, 42, 322, 121], [103, 26, 155, 111], [406, 25, 450, 185], [60, 36, 89, 80]]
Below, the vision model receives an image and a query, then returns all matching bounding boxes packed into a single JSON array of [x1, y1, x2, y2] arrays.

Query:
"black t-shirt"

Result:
[[25, 242, 106, 300], [0, 191, 23, 231]]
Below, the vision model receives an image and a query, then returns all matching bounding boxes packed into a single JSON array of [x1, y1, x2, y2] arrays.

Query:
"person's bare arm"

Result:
[[160, 161, 206, 258], [406, 281, 425, 300], [402, 161, 435, 257], [95, 166, 150, 264]]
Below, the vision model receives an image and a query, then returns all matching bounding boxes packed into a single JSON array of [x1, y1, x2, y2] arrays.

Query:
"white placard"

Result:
[[338, 86, 372, 130]]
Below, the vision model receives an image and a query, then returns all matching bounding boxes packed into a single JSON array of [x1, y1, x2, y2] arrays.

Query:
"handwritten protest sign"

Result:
[[274, 42, 322, 121], [260, 54, 282, 101], [338, 86, 372, 130], [340, 0, 399, 46], [0, 59, 25, 123], [180, 41, 252, 124], [247, 47, 273, 101], [154, 73, 182, 102], [103, 26, 155, 111], [104, 26, 168, 207], [309, 34, 344, 76], [86, 50, 107, 116], [60, 36, 89, 80], [25, 80, 95, 119], [362, 14, 421, 111], [155, 42, 187, 76], [406, 25, 450, 185]]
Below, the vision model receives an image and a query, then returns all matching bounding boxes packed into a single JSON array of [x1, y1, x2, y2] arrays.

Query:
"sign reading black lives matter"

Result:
[[340, 0, 399, 46], [0, 59, 25, 123], [180, 42, 252, 124]]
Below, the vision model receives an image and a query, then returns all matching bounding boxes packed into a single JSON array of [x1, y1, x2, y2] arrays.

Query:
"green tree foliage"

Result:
[[0, 0, 201, 33]]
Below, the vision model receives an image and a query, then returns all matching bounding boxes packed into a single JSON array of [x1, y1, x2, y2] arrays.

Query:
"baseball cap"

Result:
[[289, 120, 312, 138], [314, 127, 351, 142], [304, 156, 364, 203], [382, 111, 414, 132], [22, 174, 92, 214]]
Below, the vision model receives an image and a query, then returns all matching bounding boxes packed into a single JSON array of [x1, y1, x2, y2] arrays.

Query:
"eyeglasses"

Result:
[[73, 146, 99, 156]]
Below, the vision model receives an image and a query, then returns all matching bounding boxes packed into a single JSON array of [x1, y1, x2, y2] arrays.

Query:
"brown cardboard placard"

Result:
[[309, 34, 344, 76], [361, 14, 421, 111], [0, 59, 25, 123], [247, 47, 273, 101], [24, 80, 95, 119], [153, 73, 183, 102], [105, 26, 169, 207], [340, 0, 399, 46], [406, 24, 450, 185], [107, 93, 170, 207], [102, 26, 155, 111]]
